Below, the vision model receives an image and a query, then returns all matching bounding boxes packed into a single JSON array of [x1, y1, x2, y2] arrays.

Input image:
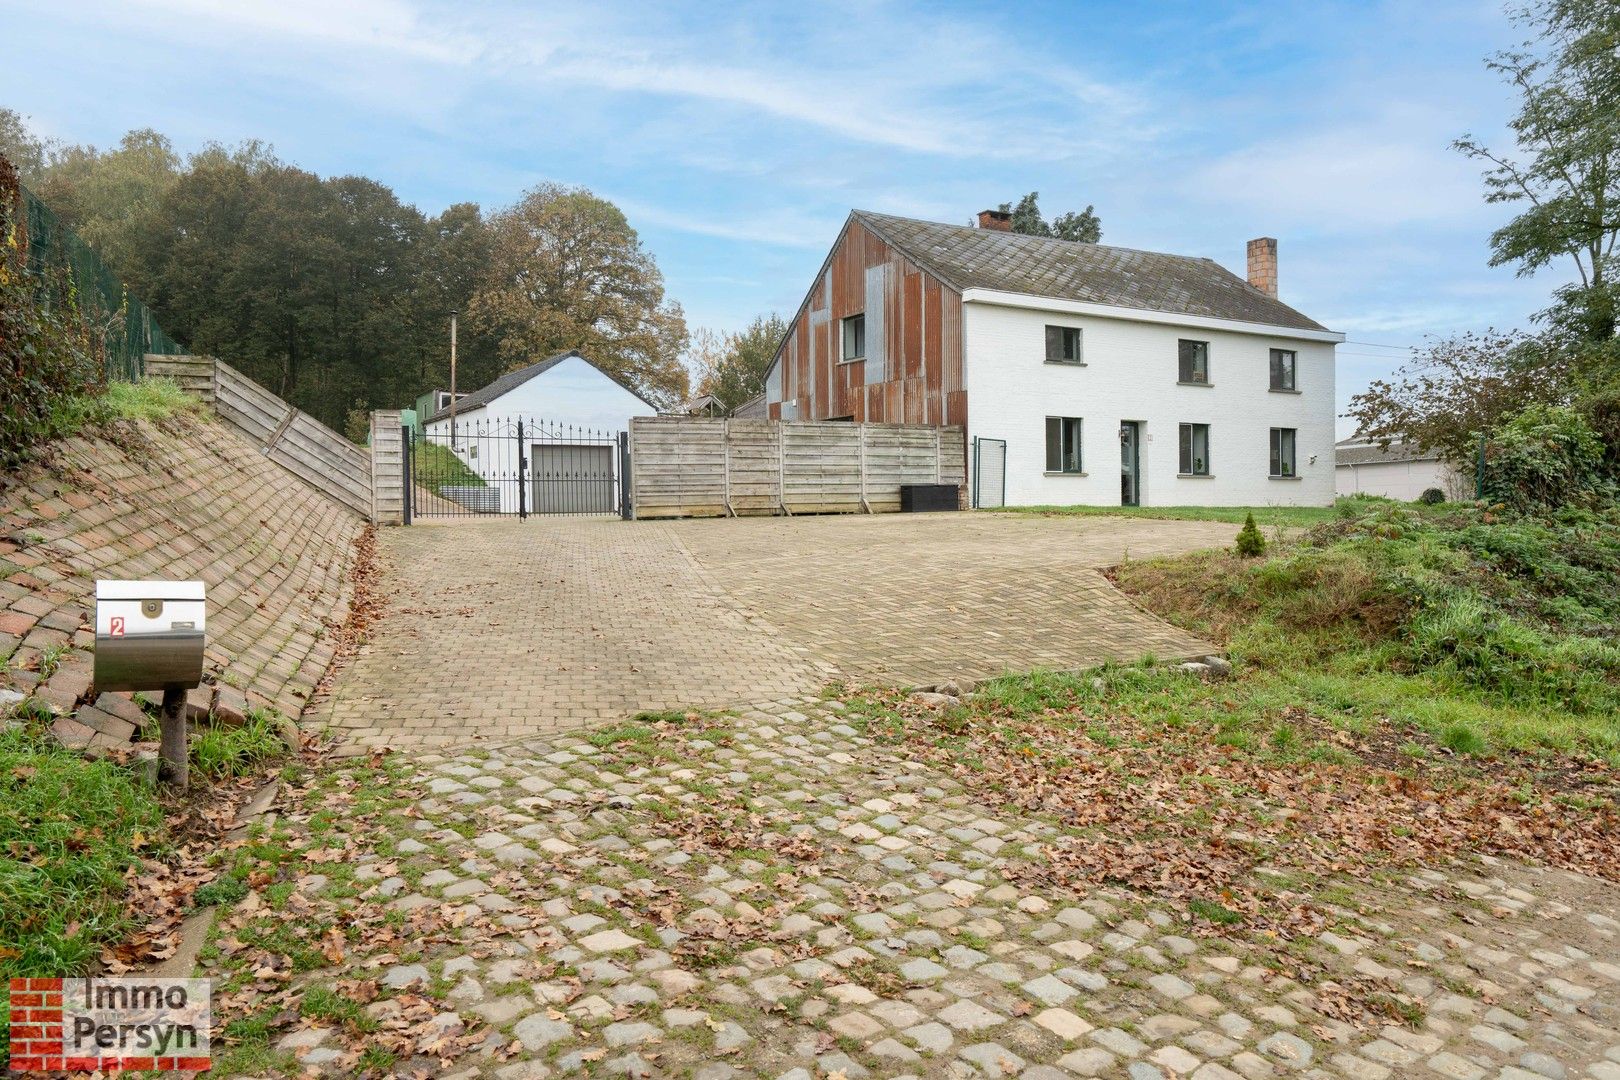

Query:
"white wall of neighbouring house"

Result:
[[962, 297, 1338, 507], [1336, 458, 1469, 501], [421, 355, 655, 514]]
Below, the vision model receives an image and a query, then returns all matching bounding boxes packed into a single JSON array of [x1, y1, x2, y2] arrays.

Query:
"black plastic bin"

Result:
[[899, 483, 959, 512]]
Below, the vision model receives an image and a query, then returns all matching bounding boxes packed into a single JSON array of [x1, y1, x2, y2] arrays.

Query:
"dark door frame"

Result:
[[1120, 421, 1141, 507]]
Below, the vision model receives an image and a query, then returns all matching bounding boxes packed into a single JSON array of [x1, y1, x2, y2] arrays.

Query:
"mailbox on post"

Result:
[[93, 580, 207, 693], [93, 580, 206, 788]]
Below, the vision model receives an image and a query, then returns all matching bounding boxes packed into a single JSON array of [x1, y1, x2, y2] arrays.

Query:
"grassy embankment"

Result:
[[1, 377, 288, 1055]]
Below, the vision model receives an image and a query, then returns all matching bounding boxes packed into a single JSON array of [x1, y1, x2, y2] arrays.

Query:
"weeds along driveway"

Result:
[[318, 513, 1230, 751]]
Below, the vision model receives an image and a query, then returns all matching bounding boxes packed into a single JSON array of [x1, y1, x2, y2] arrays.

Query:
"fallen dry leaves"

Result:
[[870, 688, 1620, 943]]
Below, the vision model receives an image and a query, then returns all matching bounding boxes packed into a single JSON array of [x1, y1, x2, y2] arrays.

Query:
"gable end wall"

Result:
[[769, 219, 965, 427]]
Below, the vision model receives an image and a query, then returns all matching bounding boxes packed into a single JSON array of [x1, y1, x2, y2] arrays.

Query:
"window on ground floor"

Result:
[[1270, 427, 1297, 477], [1045, 416, 1083, 473], [1179, 423, 1210, 475]]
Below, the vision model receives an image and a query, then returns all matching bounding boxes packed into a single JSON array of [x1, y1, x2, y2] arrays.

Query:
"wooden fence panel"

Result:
[[153, 357, 374, 521], [629, 417, 964, 520], [369, 411, 404, 524], [144, 354, 215, 402]]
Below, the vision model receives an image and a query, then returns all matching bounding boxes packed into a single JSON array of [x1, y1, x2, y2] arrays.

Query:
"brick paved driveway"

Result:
[[322, 513, 1228, 750]]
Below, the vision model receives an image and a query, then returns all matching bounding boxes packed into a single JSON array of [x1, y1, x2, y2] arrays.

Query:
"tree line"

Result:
[[1346, 0, 1618, 508], [0, 116, 698, 431]]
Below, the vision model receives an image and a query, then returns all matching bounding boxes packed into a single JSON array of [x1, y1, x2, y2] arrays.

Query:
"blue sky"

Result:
[[7, 0, 1568, 434]]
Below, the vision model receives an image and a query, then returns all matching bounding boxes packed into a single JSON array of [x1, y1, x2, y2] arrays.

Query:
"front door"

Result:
[[1119, 422, 1141, 506]]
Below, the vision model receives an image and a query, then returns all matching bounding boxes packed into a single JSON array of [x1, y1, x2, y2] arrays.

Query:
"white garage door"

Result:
[[532, 443, 616, 514]]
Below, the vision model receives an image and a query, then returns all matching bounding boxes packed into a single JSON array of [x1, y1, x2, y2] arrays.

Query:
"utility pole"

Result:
[[449, 309, 459, 448]]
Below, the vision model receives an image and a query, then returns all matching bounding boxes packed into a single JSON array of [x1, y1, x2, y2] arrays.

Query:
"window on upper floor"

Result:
[[1270, 427, 1297, 477], [1179, 423, 1211, 475], [1270, 349, 1298, 391], [1178, 340, 1209, 384], [1045, 326, 1083, 364], [841, 314, 865, 361], [1045, 416, 1083, 473]]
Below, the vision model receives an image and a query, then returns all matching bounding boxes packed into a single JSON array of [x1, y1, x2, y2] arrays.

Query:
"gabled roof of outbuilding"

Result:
[[1334, 437, 1440, 466], [851, 210, 1330, 333], [423, 350, 656, 424]]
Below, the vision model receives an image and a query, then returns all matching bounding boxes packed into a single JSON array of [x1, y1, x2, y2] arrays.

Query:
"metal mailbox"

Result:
[[93, 580, 207, 693]]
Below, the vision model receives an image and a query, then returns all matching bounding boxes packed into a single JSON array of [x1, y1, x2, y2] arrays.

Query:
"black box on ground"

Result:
[[899, 484, 959, 512]]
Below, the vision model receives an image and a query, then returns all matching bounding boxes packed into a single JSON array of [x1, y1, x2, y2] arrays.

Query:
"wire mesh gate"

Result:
[[402, 417, 629, 521], [972, 437, 1006, 508]]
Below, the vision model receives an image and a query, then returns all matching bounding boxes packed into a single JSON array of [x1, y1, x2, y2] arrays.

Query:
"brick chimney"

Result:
[[977, 209, 1012, 232], [1247, 237, 1278, 297]]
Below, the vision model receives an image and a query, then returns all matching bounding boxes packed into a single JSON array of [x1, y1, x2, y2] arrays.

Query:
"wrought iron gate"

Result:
[[972, 436, 1006, 509], [402, 418, 627, 520]]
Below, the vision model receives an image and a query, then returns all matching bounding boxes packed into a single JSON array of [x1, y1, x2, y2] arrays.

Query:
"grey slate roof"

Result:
[[422, 350, 654, 424], [852, 211, 1330, 333], [1335, 438, 1438, 466]]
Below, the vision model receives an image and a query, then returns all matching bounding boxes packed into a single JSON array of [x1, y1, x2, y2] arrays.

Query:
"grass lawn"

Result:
[[991, 502, 1344, 527], [0, 711, 292, 1060], [410, 441, 486, 493], [0, 728, 165, 976]]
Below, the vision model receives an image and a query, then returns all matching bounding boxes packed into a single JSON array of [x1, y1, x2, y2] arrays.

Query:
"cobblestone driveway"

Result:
[[321, 513, 1226, 751], [257, 697, 1620, 1079]]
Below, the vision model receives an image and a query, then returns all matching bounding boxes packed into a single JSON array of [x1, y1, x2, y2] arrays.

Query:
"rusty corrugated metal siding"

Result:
[[770, 218, 965, 428]]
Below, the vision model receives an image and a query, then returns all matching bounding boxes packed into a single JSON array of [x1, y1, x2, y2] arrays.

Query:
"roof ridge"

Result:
[[851, 208, 1223, 266]]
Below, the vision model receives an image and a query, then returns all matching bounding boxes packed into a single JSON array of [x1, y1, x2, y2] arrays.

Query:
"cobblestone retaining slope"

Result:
[[0, 411, 365, 742]]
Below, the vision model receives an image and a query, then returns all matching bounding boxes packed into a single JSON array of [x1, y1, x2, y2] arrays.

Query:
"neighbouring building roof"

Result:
[[731, 392, 767, 418], [1334, 438, 1439, 466], [682, 393, 725, 416], [423, 350, 655, 424], [851, 210, 1330, 333]]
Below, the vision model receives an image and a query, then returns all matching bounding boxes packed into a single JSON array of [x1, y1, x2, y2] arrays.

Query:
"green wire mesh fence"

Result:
[[21, 185, 183, 382]]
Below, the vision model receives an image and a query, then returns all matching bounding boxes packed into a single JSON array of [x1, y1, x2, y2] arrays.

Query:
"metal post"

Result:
[[401, 425, 413, 525], [159, 686, 188, 790], [619, 431, 632, 520], [972, 437, 980, 509], [449, 310, 458, 448], [517, 418, 527, 521]]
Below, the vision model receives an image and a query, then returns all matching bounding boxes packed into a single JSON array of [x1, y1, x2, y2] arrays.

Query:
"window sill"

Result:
[[1268, 387, 1302, 395], [1177, 380, 1212, 387], [1044, 359, 1087, 367], [1177, 473, 1215, 479], [1043, 471, 1089, 477], [1268, 474, 1302, 481], [837, 357, 865, 366]]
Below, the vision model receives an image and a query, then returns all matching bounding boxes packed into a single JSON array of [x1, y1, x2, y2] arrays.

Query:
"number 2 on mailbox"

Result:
[[110, 616, 125, 637]]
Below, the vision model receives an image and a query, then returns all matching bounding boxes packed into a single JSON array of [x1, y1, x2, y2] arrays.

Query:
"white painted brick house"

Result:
[[764, 210, 1344, 507]]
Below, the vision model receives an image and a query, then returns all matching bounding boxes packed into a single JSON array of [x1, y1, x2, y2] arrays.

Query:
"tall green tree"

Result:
[[692, 313, 786, 411], [0, 108, 51, 186], [1454, 0, 1620, 343], [998, 191, 1102, 244], [33, 128, 181, 273], [467, 183, 689, 407]]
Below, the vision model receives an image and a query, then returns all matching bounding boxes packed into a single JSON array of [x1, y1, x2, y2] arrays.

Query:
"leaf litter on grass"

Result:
[[852, 684, 1619, 939]]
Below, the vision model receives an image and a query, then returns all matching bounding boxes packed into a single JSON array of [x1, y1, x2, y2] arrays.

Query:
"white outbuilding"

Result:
[[420, 351, 657, 515]]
